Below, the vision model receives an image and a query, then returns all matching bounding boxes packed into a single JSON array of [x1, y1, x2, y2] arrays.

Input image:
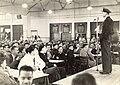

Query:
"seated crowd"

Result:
[[0, 36, 101, 85]]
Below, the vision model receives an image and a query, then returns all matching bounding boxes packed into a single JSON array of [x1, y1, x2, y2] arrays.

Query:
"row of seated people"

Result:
[[111, 42, 120, 64], [0, 48, 97, 85], [0, 49, 37, 85], [0, 39, 101, 82], [0, 44, 97, 85], [1, 41, 65, 83], [45, 41, 101, 74]]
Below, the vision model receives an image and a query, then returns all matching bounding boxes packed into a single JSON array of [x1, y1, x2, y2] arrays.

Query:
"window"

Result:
[[52, 25, 59, 33], [63, 24, 70, 33]]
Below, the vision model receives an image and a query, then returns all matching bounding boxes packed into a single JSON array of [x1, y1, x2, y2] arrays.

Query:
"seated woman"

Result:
[[18, 45, 45, 72], [80, 44, 96, 68], [90, 35, 97, 43], [58, 46, 66, 60], [0, 51, 17, 85], [74, 43, 81, 54], [51, 44, 59, 59], [38, 45, 63, 83]]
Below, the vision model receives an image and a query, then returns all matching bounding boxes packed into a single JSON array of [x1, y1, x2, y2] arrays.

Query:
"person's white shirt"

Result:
[[80, 45, 88, 57], [18, 53, 45, 72]]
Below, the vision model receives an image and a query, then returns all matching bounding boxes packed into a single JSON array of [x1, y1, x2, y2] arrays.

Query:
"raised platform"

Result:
[[53, 64, 120, 85]]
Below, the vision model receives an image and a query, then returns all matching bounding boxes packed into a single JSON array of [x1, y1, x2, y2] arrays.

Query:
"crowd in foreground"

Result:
[[0, 50, 97, 85], [0, 35, 119, 85], [0, 36, 105, 85]]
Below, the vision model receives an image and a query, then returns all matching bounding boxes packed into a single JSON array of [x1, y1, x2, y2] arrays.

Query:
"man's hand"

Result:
[[16, 53, 23, 61]]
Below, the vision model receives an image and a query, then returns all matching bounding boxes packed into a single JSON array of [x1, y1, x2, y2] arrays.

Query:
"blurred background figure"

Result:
[[72, 73, 97, 85], [67, 44, 74, 74], [0, 51, 17, 85]]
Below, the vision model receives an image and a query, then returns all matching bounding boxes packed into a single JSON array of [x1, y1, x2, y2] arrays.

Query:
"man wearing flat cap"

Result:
[[100, 8, 114, 74]]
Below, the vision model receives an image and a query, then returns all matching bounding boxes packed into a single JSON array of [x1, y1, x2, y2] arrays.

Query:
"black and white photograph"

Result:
[[0, 0, 120, 85]]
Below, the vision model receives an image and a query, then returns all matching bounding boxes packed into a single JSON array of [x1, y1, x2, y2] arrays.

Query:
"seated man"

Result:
[[6, 46, 22, 69], [18, 65, 34, 85], [0, 51, 17, 85], [72, 73, 97, 85]]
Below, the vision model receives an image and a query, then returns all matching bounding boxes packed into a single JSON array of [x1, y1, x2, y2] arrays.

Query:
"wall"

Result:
[[0, 14, 29, 41], [0, 4, 120, 42], [29, 4, 120, 42], [30, 17, 49, 42]]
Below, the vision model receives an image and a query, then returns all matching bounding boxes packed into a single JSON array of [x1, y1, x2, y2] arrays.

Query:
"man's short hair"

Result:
[[72, 73, 97, 85], [11, 46, 18, 51], [11, 42, 20, 47], [0, 51, 5, 65], [19, 65, 34, 75], [24, 42, 29, 47]]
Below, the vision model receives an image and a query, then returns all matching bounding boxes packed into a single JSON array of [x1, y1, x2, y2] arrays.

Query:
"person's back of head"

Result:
[[72, 73, 97, 85]]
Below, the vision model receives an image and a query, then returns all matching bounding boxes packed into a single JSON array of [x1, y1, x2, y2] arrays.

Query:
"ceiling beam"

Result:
[[28, 3, 38, 10], [56, 0, 67, 9], [116, 0, 120, 4], [63, 3, 67, 9], [116, 0, 120, 2], [28, 3, 119, 12], [55, 0, 66, 4], [44, 0, 50, 10], [0, 5, 12, 7], [27, 0, 49, 14], [28, 0, 41, 10], [10, 0, 16, 4], [38, 1, 45, 11], [58, 0, 64, 8]]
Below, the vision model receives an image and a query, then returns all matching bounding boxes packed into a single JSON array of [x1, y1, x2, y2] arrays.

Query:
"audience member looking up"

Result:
[[18, 45, 45, 72], [7, 46, 22, 69]]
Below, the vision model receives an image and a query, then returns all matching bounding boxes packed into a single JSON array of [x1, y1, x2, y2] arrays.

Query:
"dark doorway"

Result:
[[13, 25, 23, 41]]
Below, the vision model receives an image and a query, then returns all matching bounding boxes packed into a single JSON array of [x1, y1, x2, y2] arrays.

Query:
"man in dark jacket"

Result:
[[67, 45, 74, 74], [6, 46, 22, 69], [100, 8, 114, 74]]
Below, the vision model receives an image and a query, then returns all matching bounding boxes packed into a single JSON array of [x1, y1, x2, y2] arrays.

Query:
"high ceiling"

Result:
[[0, 0, 119, 15]]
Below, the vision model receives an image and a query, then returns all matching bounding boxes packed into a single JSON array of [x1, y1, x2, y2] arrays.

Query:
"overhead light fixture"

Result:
[[48, 10, 53, 14], [87, 6, 93, 10], [22, 3, 28, 8], [66, 0, 72, 4]]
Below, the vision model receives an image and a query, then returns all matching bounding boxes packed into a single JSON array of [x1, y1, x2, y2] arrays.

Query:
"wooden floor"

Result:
[[53, 64, 120, 85]]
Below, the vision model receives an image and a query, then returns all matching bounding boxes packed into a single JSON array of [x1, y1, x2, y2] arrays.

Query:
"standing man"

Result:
[[18, 65, 34, 85], [100, 8, 114, 74]]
